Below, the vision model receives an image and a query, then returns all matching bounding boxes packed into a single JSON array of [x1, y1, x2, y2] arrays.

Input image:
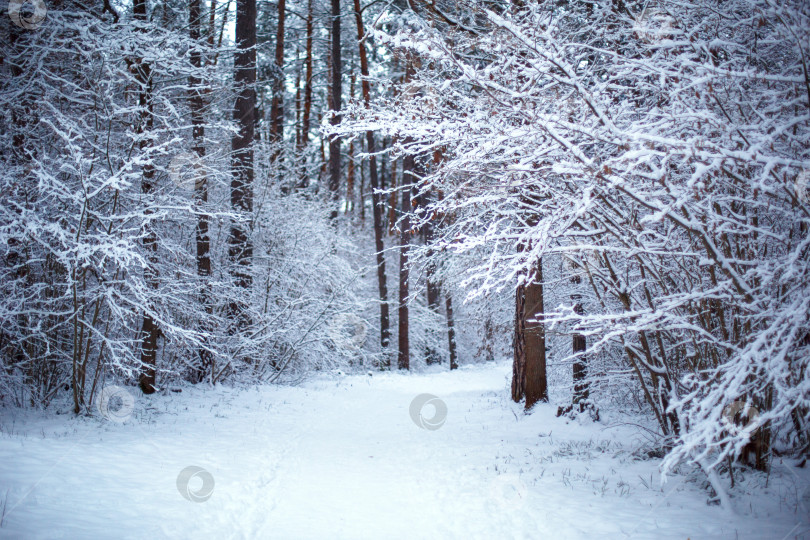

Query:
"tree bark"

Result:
[[270, 0, 285, 151], [446, 293, 458, 370], [571, 274, 588, 404], [295, 0, 314, 189], [512, 257, 548, 407], [512, 278, 526, 402], [134, 0, 158, 395], [189, 0, 212, 383], [425, 219, 442, 365], [328, 0, 342, 219], [353, 0, 390, 355], [228, 0, 256, 329], [524, 258, 548, 409], [398, 151, 413, 370]]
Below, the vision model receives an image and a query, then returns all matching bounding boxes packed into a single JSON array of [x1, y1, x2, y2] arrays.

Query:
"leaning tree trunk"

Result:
[[134, 0, 158, 395], [353, 0, 390, 356], [228, 0, 256, 331]]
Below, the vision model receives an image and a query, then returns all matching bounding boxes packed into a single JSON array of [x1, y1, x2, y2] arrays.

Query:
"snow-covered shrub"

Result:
[[336, 0, 810, 487]]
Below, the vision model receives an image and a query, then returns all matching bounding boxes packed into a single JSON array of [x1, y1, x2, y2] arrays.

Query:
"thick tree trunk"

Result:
[[446, 293, 458, 370], [353, 0, 390, 356], [328, 0, 342, 218], [523, 258, 548, 409], [228, 0, 256, 329], [512, 257, 548, 407], [189, 0, 212, 383], [134, 0, 158, 395]]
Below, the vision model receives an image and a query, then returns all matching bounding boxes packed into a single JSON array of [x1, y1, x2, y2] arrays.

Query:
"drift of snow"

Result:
[[0, 361, 807, 539]]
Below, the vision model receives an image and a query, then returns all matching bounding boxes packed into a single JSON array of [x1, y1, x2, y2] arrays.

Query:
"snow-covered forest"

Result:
[[1, 0, 809, 536]]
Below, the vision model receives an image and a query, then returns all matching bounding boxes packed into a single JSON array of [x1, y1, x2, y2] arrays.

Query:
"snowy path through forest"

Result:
[[0, 362, 806, 539]]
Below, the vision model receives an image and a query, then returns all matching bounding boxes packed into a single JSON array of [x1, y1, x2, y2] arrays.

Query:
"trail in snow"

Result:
[[0, 362, 807, 539]]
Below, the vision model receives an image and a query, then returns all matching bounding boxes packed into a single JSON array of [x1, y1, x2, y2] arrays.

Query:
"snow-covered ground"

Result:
[[1, 361, 807, 539]]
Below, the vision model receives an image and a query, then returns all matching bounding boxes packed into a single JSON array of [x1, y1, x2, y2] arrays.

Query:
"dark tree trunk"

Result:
[[295, 0, 313, 189], [446, 293, 458, 370], [328, 0, 342, 218], [346, 71, 356, 213], [571, 274, 589, 404], [398, 152, 413, 370], [228, 0, 256, 329], [353, 0, 390, 356], [134, 0, 158, 395], [512, 279, 526, 402], [523, 258, 548, 409], [189, 0, 212, 383], [425, 219, 442, 365], [512, 257, 548, 407], [270, 0, 285, 150]]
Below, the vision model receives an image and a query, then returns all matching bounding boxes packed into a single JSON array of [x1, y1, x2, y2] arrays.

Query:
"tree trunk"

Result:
[[523, 258, 548, 409], [398, 152, 413, 370], [189, 0, 212, 383], [134, 0, 158, 395], [425, 219, 442, 365], [512, 257, 548, 407], [346, 70, 356, 213], [295, 0, 313, 189], [571, 274, 588, 404], [328, 0, 342, 219], [228, 0, 256, 329], [512, 278, 526, 402], [353, 0, 390, 356], [446, 293, 458, 370], [270, 0, 285, 152]]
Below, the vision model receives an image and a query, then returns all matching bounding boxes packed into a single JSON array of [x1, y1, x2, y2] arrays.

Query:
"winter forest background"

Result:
[[1, 0, 809, 536]]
